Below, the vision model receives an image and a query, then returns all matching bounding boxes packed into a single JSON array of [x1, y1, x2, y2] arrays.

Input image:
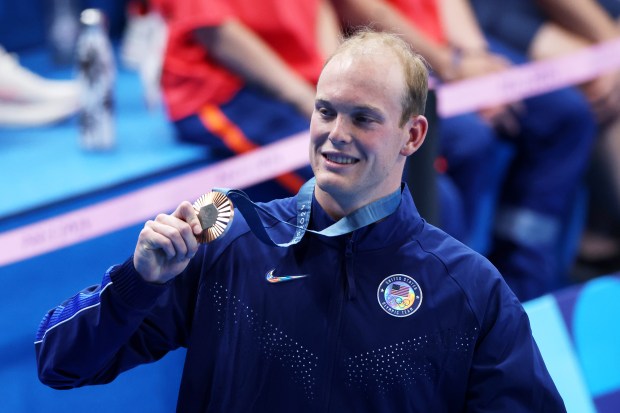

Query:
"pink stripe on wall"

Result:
[[0, 131, 309, 267], [437, 38, 620, 117]]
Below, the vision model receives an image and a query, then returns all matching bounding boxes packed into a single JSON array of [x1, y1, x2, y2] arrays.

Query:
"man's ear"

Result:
[[400, 115, 428, 156]]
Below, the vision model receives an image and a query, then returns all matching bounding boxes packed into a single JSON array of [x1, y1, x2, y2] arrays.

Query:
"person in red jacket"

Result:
[[149, 0, 340, 197]]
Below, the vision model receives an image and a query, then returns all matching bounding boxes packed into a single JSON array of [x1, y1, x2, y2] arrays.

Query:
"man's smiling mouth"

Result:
[[324, 153, 359, 165]]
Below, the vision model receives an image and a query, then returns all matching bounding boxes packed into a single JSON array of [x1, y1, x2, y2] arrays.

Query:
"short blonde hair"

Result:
[[326, 28, 429, 126]]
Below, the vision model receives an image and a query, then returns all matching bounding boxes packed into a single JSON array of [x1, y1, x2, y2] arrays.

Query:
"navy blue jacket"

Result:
[[35, 185, 566, 412]]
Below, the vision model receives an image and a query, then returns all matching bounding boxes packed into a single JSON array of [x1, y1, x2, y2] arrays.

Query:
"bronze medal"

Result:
[[192, 192, 234, 243]]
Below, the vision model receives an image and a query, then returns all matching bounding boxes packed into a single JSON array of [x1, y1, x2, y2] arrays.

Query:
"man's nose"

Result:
[[327, 116, 352, 145]]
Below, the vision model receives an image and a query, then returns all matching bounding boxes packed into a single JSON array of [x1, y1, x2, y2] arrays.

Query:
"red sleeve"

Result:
[[388, 0, 447, 45], [151, 0, 234, 33]]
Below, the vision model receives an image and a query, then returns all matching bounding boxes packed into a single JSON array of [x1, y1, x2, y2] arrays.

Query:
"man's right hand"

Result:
[[133, 201, 203, 284]]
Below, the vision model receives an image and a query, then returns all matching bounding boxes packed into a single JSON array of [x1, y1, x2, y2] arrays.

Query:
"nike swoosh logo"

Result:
[[265, 269, 309, 283]]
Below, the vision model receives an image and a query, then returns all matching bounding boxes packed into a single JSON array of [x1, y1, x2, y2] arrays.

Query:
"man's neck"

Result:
[[313, 184, 401, 221], [313, 187, 361, 221]]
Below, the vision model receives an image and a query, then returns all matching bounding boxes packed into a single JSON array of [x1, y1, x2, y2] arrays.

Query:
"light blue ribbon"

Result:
[[214, 177, 401, 247]]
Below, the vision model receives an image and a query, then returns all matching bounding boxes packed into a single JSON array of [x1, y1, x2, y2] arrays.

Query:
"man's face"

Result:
[[309, 48, 417, 214]]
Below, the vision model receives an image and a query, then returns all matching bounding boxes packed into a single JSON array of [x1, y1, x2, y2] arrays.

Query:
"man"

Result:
[[35, 30, 565, 412]]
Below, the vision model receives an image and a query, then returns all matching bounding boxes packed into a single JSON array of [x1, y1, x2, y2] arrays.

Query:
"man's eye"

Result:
[[354, 115, 373, 124], [317, 107, 335, 118]]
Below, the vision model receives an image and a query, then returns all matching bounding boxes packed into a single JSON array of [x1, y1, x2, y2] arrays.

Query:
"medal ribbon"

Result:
[[214, 177, 402, 247]]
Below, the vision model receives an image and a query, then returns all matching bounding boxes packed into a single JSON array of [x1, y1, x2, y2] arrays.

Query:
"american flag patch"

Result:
[[389, 283, 410, 297]]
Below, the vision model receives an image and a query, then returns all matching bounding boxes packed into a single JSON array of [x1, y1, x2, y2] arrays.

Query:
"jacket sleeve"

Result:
[[465, 278, 567, 412], [34, 256, 199, 389]]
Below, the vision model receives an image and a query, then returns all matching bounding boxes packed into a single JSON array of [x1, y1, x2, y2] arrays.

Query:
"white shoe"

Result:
[[120, 11, 167, 109], [0, 100, 81, 127], [0, 46, 81, 126]]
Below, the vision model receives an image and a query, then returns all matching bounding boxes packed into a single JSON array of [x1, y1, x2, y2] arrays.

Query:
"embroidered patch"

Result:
[[377, 274, 422, 317]]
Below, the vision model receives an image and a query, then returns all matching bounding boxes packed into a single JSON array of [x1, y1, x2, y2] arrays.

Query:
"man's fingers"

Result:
[[142, 228, 178, 258], [133, 201, 205, 284], [144, 219, 190, 259], [146, 214, 198, 260], [174, 201, 203, 236]]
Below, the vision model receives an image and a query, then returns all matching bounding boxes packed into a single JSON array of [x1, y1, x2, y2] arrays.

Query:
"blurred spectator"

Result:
[[0, 46, 80, 127], [145, 0, 341, 198], [120, 0, 167, 109], [332, 0, 597, 301], [470, 0, 620, 278]]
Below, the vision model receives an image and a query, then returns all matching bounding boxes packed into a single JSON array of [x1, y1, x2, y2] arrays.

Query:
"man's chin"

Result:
[[314, 172, 349, 190], [315, 176, 359, 201]]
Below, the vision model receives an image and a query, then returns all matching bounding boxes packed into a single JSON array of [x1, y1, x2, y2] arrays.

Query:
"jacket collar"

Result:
[[308, 183, 425, 250]]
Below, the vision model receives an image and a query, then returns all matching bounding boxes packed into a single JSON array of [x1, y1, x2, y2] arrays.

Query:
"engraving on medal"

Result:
[[198, 203, 219, 229], [192, 192, 234, 243]]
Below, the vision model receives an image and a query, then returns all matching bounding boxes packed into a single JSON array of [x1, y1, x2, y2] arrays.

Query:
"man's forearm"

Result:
[[332, 0, 458, 78], [536, 0, 619, 42], [194, 20, 316, 117], [439, 0, 488, 52]]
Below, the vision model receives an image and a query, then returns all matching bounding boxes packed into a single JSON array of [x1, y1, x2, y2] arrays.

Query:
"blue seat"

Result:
[[524, 275, 620, 412], [466, 137, 589, 291]]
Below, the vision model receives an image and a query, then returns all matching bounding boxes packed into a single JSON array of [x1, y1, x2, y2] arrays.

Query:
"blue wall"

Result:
[[0, 0, 128, 53]]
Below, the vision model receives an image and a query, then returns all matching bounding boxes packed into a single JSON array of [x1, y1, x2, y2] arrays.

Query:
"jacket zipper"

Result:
[[345, 235, 357, 300], [323, 234, 356, 412]]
